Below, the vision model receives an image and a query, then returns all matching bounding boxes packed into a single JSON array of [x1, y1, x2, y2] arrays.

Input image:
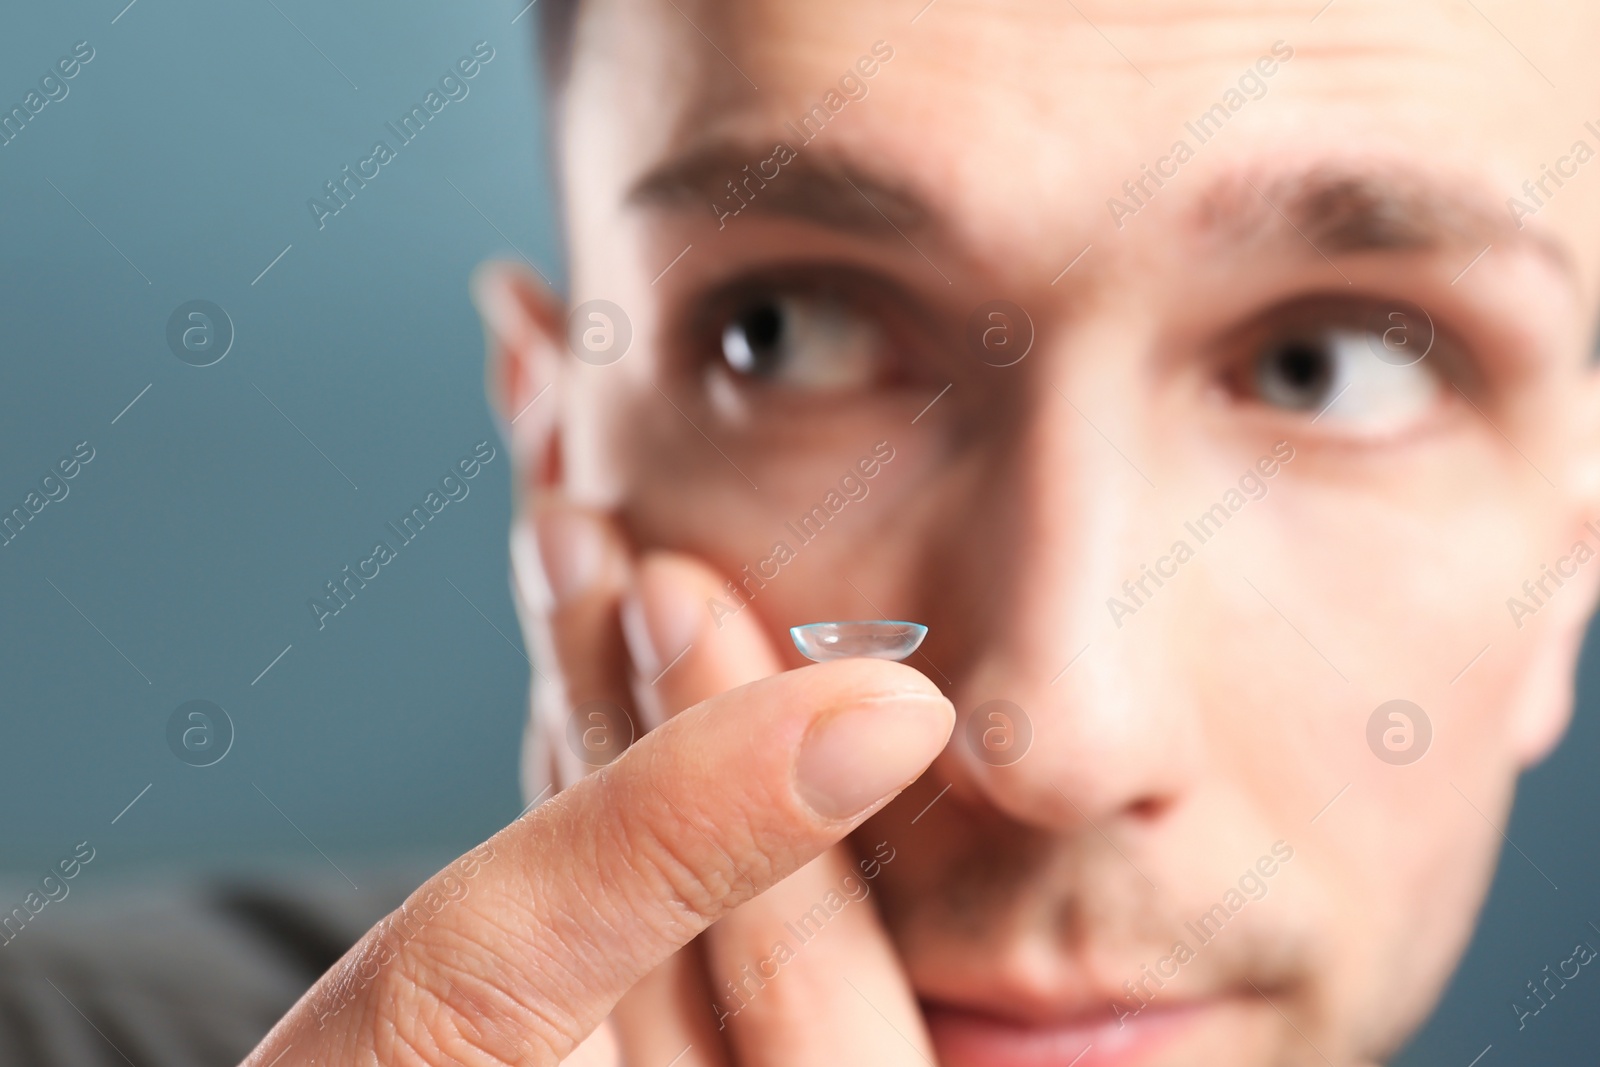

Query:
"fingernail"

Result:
[[794, 694, 954, 821], [534, 505, 604, 606], [621, 557, 704, 682]]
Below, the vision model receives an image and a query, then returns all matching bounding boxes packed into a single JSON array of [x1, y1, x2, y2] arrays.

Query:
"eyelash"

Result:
[[676, 266, 1473, 427], [1221, 295, 1456, 379], [683, 266, 922, 383]]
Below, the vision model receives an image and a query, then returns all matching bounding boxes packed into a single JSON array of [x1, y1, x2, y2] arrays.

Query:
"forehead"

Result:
[[561, 0, 1600, 296]]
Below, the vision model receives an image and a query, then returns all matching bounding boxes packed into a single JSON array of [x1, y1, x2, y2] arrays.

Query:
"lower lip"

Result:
[[922, 1000, 1200, 1067]]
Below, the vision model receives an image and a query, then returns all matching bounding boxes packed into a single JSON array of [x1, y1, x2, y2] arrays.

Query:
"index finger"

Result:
[[245, 658, 954, 1067]]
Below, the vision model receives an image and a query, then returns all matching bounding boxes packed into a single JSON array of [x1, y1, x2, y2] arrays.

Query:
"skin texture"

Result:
[[243, 2, 1600, 1065], [523, 0, 1600, 1062]]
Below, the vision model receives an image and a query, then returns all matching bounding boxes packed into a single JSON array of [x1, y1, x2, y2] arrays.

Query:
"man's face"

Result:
[[533, 1, 1600, 1062]]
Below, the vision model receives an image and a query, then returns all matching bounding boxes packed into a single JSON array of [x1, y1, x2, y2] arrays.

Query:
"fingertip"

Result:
[[795, 656, 948, 704], [624, 551, 787, 710], [622, 553, 710, 682], [524, 498, 631, 611], [792, 681, 955, 821]]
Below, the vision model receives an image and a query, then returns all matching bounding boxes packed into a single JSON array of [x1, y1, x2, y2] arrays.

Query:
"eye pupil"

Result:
[[744, 303, 783, 348], [1277, 342, 1325, 388], [1258, 338, 1332, 408], [723, 301, 786, 376]]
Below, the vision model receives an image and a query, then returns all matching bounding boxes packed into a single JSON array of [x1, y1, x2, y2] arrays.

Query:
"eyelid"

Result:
[[1220, 293, 1468, 398], [691, 263, 883, 335], [680, 262, 936, 388]]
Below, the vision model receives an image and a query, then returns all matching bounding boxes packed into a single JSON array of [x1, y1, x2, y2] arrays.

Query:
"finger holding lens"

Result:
[[619, 558, 941, 1066], [241, 659, 954, 1066]]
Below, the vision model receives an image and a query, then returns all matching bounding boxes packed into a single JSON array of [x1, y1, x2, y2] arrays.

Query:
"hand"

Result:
[[238, 496, 954, 1067], [517, 499, 948, 1066]]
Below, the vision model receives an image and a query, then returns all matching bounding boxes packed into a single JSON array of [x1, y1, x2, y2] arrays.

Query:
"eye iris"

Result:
[[1258, 338, 1332, 408], [722, 301, 786, 376]]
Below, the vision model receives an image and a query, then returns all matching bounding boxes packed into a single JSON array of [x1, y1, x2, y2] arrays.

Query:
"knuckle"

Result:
[[601, 790, 736, 927], [622, 820, 733, 927], [375, 938, 573, 1067], [598, 759, 770, 930]]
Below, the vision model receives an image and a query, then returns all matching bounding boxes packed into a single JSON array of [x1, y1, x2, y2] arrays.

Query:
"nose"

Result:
[[924, 349, 1204, 832]]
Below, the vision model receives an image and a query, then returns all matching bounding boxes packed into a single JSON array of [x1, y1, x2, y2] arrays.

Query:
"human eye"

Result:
[[700, 271, 905, 393], [1239, 299, 1448, 433]]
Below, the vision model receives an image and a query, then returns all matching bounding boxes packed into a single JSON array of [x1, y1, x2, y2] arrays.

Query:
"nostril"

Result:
[[1127, 796, 1169, 821]]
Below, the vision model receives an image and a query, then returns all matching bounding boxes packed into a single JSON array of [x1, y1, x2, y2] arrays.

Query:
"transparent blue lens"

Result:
[[790, 620, 929, 662]]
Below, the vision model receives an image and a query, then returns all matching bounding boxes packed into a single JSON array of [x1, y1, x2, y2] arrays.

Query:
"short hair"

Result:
[[538, 0, 581, 92], [535, 0, 581, 245]]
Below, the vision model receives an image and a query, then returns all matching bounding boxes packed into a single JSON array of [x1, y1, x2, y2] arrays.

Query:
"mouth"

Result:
[[920, 997, 1207, 1067]]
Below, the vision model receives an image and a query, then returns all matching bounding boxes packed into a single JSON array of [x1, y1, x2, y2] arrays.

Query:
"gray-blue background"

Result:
[[0, 2, 1594, 1064], [1, 0, 550, 870]]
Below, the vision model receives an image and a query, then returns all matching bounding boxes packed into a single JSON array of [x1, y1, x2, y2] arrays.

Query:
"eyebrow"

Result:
[[626, 139, 934, 239], [1197, 167, 1578, 283], [628, 140, 1578, 288]]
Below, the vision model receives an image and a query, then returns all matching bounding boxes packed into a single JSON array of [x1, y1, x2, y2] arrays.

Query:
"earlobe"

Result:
[[471, 258, 567, 488], [1568, 366, 1600, 510]]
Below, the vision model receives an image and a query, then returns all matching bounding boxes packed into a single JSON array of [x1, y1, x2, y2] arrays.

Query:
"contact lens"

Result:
[[790, 620, 928, 662]]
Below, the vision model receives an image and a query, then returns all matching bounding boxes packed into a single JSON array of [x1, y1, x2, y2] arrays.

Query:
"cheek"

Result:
[[1193, 450, 1548, 836], [1219, 444, 1555, 735], [1187, 451, 1557, 1035], [603, 386, 962, 646]]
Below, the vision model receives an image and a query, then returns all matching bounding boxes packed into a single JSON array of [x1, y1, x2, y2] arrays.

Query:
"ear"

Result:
[[474, 261, 574, 807], [1506, 614, 1586, 767], [1507, 364, 1600, 765], [472, 259, 567, 494]]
